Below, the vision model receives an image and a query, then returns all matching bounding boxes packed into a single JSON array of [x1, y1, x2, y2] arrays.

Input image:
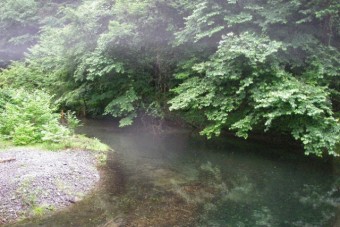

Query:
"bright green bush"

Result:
[[0, 89, 70, 145], [64, 111, 81, 134], [40, 119, 70, 143], [12, 122, 39, 145], [0, 88, 11, 110]]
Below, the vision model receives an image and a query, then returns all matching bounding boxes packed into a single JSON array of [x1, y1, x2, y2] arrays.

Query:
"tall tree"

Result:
[[169, 0, 340, 156]]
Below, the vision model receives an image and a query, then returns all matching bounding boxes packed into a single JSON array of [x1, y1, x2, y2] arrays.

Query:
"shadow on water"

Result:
[[12, 119, 340, 226]]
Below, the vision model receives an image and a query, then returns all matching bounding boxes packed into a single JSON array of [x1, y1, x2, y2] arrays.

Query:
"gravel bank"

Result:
[[0, 148, 100, 225]]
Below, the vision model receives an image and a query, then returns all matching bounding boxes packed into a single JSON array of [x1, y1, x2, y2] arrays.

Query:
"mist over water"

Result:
[[14, 119, 340, 226]]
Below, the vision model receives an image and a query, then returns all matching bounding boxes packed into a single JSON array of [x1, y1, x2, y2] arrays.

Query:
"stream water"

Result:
[[15, 119, 340, 226]]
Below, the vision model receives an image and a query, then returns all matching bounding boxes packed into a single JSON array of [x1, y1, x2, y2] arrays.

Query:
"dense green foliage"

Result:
[[0, 0, 339, 156], [170, 0, 340, 156], [0, 89, 70, 145], [0, 0, 79, 66]]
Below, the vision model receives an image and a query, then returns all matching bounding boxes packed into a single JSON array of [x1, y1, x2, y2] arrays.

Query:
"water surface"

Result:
[[16, 119, 340, 226]]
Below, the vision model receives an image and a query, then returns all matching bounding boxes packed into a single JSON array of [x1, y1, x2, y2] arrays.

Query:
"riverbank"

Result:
[[0, 147, 103, 225]]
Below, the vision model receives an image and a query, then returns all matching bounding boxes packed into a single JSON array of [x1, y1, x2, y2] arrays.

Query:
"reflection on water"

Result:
[[14, 119, 339, 226]]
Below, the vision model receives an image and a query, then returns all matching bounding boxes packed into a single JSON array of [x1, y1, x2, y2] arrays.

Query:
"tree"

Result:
[[0, 0, 79, 67], [169, 0, 340, 156], [0, 0, 338, 156]]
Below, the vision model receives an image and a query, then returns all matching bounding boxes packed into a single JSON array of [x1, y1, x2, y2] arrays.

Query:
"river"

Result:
[[15, 119, 340, 226]]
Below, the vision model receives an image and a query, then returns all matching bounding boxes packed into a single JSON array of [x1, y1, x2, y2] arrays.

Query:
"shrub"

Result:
[[65, 110, 81, 134], [0, 89, 70, 145], [0, 88, 11, 111], [12, 122, 39, 145]]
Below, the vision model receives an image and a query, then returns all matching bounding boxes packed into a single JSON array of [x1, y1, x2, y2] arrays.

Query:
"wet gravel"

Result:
[[0, 148, 100, 225]]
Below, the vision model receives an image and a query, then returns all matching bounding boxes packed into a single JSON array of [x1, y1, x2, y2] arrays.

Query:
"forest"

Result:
[[0, 0, 339, 156]]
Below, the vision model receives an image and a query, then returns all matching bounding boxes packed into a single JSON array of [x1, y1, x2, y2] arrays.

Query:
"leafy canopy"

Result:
[[0, 0, 339, 156]]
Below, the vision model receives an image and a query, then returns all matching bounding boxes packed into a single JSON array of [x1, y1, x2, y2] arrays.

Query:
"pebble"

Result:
[[0, 148, 100, 224]]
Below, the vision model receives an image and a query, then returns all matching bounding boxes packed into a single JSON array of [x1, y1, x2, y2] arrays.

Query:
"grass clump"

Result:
[[35, 135, 110, 165], [36, 134, 110, 152], [0, 138, 13, 150], [32, 205, 54, 217]]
